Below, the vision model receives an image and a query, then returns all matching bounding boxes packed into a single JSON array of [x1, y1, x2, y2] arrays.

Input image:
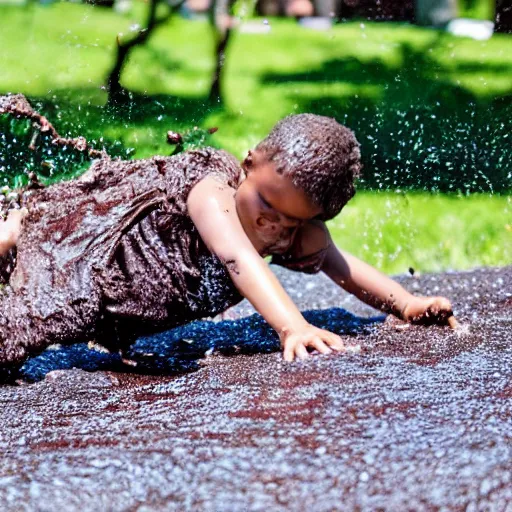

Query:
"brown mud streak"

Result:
[[0, 94, 106, 159], [0, 268, 511, 509]]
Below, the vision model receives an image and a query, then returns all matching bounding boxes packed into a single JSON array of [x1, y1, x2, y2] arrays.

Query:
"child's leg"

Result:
[[0, 209, 27, 257], [0, 284, 102, 369]]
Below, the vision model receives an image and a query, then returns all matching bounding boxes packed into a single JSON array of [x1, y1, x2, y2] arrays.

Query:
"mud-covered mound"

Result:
[[0, 266, 511, 511]]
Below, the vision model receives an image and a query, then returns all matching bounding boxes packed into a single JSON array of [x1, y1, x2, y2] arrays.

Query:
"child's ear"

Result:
[[242, 150, 254, 171]]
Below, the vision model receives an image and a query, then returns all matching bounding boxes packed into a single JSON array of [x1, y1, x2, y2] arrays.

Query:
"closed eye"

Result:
[[259, 193, 273, 209], [259, 193, 306, 224]]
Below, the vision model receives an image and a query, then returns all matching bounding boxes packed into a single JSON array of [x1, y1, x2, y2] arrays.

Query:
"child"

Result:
[[0, 113, 452, 368]]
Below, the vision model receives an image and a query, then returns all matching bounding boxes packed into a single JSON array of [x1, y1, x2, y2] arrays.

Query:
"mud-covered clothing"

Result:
[[0, 148, 329, 366]]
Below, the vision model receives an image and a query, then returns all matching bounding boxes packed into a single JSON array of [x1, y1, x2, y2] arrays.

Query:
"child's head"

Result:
[[235, 114, 361, 255], [252, 113, 361, 221]]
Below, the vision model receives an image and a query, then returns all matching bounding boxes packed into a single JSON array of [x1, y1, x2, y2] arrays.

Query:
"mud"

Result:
[[0, 266, 511, 511]]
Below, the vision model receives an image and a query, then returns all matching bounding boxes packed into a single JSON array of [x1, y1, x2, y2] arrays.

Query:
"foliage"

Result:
[[458, 0, 494, 20], [2, 5, 510, 191]]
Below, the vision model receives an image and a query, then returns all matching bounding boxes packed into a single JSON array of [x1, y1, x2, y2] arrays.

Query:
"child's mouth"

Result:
[[256, 225, 296, 256]]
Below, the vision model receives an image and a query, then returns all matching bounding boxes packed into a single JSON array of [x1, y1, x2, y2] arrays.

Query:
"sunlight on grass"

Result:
[[328, 192, 512, 274]]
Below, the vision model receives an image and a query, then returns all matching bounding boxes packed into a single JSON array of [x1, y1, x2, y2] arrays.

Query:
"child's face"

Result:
[[236, 149, 323, 256]]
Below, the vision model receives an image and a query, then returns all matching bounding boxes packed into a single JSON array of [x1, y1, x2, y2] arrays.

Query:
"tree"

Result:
[[106, 0, 185, 104], [209, 0, 236, 103]]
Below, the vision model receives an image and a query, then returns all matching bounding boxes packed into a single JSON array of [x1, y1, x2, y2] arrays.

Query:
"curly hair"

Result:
[[255, 114, 361, 220]]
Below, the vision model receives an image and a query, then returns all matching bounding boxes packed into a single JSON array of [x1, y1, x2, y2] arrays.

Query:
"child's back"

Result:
[[1, 148, 245, 361]]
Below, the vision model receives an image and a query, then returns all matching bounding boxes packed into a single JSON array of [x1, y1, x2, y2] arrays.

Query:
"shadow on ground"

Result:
[[18, 308, 382, 383]]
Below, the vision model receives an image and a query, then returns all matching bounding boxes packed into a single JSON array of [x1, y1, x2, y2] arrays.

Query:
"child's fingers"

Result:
[[431, 297, 452, 312], [419, 297, 453, 325], [325, 333, 345, 352], [295, 344, 310, 361], [283, 329, 349, 362], [310, 337, 332, 355], [312, 327, 344, 351], [6, 207, 26, 220], [283, 343, 295, 362], [448, 315, 459, 329]]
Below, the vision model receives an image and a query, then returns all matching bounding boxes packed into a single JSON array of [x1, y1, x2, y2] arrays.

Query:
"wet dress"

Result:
[[0, 148, 328, 367]]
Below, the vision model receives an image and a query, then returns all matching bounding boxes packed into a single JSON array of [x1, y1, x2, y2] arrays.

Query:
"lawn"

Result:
[[329, 192, 511, 274], [0, 2, 510, 274]]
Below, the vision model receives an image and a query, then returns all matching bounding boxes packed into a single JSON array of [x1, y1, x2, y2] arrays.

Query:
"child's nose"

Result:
[[280, 215, 302, 228]]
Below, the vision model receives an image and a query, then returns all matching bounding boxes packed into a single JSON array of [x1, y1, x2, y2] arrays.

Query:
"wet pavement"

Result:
[[0, 266, 511, 511]]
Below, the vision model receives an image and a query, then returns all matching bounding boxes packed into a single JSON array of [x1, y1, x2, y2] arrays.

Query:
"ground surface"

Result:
[[0, 265, 511, 511]]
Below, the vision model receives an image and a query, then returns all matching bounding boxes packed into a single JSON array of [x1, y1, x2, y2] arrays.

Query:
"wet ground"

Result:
[[0, 266, 511, 511]]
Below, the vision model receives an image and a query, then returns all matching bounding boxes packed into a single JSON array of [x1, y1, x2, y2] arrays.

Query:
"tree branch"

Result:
[[208, 0, 236, 103], [0, 94, 106, 159]]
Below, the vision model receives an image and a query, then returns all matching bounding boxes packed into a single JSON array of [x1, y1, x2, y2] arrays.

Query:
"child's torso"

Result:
[[99, 207, 244, 339], [7, 147, 327, 346], [10, 148, 245, 338]]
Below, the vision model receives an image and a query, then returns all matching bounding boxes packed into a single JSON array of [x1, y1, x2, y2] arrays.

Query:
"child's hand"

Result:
[[280, 323, 346, 362], [402, 296, 453, 326], [0, 207, 28, 256]]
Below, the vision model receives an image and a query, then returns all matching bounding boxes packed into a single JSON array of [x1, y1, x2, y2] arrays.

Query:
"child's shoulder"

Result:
[[73, 147, 241, 191], [158, 147, 242, 189], [165, 147, 240, 172], [290, 221, 330, 258]]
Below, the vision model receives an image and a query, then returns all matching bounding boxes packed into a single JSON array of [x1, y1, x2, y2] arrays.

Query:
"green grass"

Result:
[[0, 2, 511, 273], [1, 3, 511, 155], [328, 192, 511, 274]]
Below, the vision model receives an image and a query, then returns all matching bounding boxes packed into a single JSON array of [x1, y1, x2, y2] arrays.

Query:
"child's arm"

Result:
[[187, 177, 346, 361], [318, 227, 453, 324]]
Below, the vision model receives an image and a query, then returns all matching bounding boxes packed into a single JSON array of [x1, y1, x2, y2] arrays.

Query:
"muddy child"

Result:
[[0, 113, 453, 370]]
